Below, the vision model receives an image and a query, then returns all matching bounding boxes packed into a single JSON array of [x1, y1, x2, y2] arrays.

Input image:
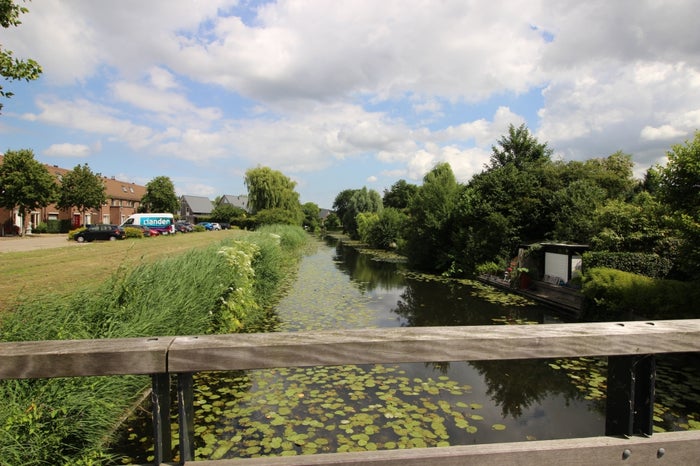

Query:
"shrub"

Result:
[[68, 226, 86, 240], [583, 251, 673, 279], [475, 261, 501, 276], [123, 227, 144, 238], [582, 267, 700, 319]]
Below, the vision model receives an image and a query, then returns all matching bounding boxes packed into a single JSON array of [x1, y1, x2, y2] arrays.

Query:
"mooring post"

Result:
[[605, 354, 655, 436], [177, 372, 195, 463], [151, 373, 172, 464]]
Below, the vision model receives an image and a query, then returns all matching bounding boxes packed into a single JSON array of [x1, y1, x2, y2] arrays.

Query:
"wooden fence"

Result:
[[2, 319, 700, 465]]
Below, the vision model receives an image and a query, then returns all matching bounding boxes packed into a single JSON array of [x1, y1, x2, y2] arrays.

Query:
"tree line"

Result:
[[333, 125, 700, 283]]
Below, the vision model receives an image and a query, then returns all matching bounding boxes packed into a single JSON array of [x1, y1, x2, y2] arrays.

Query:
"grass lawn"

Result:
[[0, 230, 248, 311]]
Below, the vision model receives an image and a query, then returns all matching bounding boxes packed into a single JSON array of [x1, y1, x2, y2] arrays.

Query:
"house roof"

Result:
[[219, 194, 249, 211], [0, 155, 146, 201], [181, 195, 213, 214]]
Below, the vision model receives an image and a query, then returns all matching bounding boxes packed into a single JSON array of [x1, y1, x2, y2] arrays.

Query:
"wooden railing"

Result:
[[2, 320, 700, 465]]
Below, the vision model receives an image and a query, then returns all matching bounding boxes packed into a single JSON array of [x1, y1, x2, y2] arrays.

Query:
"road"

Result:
[[0, 234, 80, 253]]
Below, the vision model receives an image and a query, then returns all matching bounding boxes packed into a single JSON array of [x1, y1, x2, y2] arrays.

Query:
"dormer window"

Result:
[[122, 186, 127, 192]]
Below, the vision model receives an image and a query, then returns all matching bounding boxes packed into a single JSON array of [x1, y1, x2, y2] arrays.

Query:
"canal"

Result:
[[116, 235, 700, 463]]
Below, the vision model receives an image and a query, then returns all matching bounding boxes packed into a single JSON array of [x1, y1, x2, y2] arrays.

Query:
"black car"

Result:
[[74, 224, 125, 242]]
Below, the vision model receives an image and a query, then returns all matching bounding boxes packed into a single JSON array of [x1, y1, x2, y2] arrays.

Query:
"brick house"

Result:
[[0, 155, 146, 235]]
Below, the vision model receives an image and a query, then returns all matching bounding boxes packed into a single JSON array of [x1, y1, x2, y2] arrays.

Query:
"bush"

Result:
[[475, 261, 501, 276], [582, 267, 700, 319], [123, 227, 144, 238], [583, 251, 673, 279], [68, 226, 86, 240]]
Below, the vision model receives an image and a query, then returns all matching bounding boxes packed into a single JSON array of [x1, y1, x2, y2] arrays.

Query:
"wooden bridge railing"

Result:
[[2, 320, 700, 465]]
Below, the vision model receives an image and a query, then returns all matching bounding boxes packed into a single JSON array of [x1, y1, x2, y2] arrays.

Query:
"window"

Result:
[[103, 215, 110, 224], [122, 186, 127, 192]]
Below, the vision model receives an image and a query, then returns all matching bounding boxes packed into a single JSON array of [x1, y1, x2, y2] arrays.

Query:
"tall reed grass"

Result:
[[0, 225, 308, 464]]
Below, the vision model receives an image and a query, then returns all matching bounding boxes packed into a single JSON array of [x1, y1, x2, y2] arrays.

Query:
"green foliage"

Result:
[[245, 166, 301, 215], [255, 207, 303, 226], [383, 179, 418, 210], [356, 211, 379, 244], [584, 251, 673, 279], [488, 123, 552, 170], [338, 187, 383, 239], [475, 261, 502, 276], [0, 149, 57, 235], [123, 226, 144, 239], [657, 131, 700, 278], [210, 203, 246, 223], [366, 207, 406, 250], [550, 179, 607, 242], [0, 0, 42, 113], [582, 267, 700, 319], [301, 201, 320, 231], [405, 163, 460, 272], [323, 212, 341, 230], [57, 163, 106, 214], [140, 176, 179, 213], [217, 241, 260, 331], [68, 226, 86, 240]]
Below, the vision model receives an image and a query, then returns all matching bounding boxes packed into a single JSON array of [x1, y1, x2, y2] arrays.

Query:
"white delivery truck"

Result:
[[121, 213, 175, 235]]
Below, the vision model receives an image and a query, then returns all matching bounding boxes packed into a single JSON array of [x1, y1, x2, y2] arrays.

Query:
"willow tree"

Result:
[[244, 166, 302, 223]]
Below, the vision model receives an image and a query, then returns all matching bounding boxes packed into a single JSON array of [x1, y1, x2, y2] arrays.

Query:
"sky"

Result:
[[1, 0, 699, 208]]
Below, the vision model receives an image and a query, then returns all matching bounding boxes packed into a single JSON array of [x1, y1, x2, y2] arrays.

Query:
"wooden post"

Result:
[[178, 372, 195, 463], [605, 355, 655, 436], [150, 373, 172, 464]]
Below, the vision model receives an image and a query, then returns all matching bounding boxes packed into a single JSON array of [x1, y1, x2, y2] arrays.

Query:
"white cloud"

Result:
[[4, 0, 700, 203], [43, 143, 92, 158]]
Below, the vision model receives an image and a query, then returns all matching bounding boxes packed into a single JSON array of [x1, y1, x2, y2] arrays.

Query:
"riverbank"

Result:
[[0, 225, 309, 464]]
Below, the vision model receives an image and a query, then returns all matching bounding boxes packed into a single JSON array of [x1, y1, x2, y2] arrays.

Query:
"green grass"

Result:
[[0, 225, 309, 464]]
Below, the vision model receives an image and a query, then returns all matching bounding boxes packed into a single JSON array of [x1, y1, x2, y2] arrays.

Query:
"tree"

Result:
[[341, 187, 382, 239], [488, 123, 552, 170], [367, 207, 407, 250], [657, 131, 700, 278], [141, 176, 179, 213], [405, 163, 460, 272], [332, 189, 356, 232], [383, 179, 418, 211], [210, 203, 246, 223], [658, 131, 700, 216], [1, 0, 42, 113], [0, 148, 56, 235], [56, 163, 106, 223], [244, 166, 301, 217], [301, 202, 320, 231]]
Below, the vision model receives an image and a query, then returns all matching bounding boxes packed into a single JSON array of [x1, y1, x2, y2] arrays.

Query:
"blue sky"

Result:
[[2, 0, 699, 208]]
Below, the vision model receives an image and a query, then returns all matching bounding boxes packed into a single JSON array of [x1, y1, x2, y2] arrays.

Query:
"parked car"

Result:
[[211, 222, 222, 230], [196, 222, 213, 231], [74, 224, 125, 242], [124, 224, 159, 237], [218, 222, 231, 230], [175, 221, 193, 233]]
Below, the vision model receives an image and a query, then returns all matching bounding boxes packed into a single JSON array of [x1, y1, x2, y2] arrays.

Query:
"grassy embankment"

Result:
[[0, 225, 308, 465]]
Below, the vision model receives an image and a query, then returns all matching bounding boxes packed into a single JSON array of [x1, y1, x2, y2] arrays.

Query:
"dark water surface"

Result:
[[115, 236, 699, 462]]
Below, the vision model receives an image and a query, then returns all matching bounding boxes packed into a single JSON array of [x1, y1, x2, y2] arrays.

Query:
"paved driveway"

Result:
[[0, 234, 79, 253]]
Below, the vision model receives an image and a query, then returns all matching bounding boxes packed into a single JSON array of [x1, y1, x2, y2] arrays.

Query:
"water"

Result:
[[115, 236, 699, 462]]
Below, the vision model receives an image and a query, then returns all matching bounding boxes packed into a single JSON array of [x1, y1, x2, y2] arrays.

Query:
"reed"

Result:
[[0, 225, 308, 464]]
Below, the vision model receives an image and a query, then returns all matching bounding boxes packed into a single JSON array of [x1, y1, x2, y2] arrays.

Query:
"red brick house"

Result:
[[0, 155, 146, 235]]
